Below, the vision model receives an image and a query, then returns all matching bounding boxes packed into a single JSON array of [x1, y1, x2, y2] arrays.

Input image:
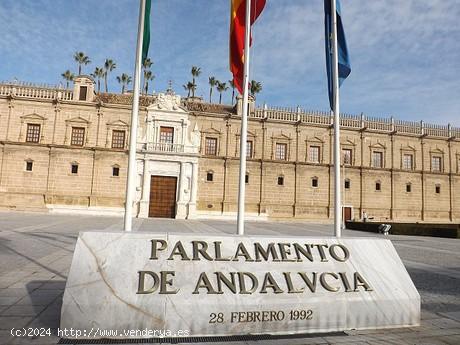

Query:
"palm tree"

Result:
[[190, 66, 201, 97], [216, 81, 229, 104], [74, 52, 91, 75], [142, 58, 153, 94], [116, 73, 132, 94], [103, 59, 117, 92], [91, 67, 104, 93], [208, 77, 217, 102], [61, 70, 74, 89], [183, 81, 195, 98], [144, 70, 155, 94], [229, 79, 236, 104], [250, 80, 262, 98]]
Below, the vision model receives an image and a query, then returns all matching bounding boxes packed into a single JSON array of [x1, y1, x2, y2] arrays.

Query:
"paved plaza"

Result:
[[0, 211, 459, 345]]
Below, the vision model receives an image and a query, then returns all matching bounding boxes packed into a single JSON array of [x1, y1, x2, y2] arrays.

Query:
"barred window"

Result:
[[373, 151, 383, 168], [205, 137, 217, 156], [112, 130, 126, 149], [309, 146, 320, 163], [277, 176, 284, 186], [275, 143, 287, 160], [406, 183, 412, 193], [26, 124, 41, 143], [342, 149, 352, 165], [344, 179, 350, 189], [312, 177, 318, 188], [246, 140, 253, 158], [432, 156, 442, 172], [71, 127, 85, 146], [435, 184, 441, 194], [160, 127, 174, 144], [71, 163, 78, 174], [25, 161, 33, 171], [403, 154, 413, 170]]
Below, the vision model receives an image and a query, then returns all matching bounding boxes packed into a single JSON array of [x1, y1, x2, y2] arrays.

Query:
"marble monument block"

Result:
[[60, 231, 420, 338]]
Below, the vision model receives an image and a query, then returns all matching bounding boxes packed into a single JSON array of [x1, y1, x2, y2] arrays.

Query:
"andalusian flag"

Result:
[[142, 0, 152, 63], [324, 0, 351, 110], [229, 0, 266, 94]]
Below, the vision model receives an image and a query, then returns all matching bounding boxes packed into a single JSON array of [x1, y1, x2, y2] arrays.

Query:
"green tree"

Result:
[[216, 81, 229, 104], [250, 80, 262, 98], [208, 76, 217, 102], [229, 79, 236, 104], [142, 58, 153, 95], [190, 66, 201, 97], [61, 70, 74, 89], [103, 59, 117, 92], [183, 81, 195, 98], [73, 52, 91, 75], [144, 70, 155, 95], [91, 67, 104, 93], [116, 73, 132, 94]]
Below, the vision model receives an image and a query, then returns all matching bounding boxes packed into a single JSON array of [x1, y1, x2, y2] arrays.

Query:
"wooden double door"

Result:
[[148, 176, 177, 218]]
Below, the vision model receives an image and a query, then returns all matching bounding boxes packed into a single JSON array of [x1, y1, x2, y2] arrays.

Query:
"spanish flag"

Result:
[[229, 0, 266, 94]]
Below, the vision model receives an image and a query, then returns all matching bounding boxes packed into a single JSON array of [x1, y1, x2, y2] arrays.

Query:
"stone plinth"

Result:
[[60, 231, 420, 338]]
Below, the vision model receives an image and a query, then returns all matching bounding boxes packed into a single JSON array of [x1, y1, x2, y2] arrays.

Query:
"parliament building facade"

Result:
[[1, 76, 459, 223]]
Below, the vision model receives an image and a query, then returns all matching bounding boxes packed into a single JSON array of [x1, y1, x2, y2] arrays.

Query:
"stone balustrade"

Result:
[[253, 105, 458, 138], [0, 82, 73, 101]]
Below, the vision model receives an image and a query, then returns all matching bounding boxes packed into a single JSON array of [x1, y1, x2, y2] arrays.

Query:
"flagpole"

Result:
[[331, 0, 342, 237], [236, 0, 252, 236], [124, 0, 146, 232]]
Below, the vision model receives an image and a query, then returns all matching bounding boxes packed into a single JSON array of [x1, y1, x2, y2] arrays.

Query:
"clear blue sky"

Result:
[[1, 1, 459, 125]]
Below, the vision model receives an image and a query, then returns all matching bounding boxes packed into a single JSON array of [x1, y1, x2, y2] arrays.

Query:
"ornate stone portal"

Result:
[[137, 92, 199, 219]]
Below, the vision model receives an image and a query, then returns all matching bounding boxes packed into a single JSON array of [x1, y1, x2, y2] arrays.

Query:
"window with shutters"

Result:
[[112, 130, 126, 149], [432, 156, 442, 172], [26, 124, 41, 143], [403, 154, 414, 170], [246, 140, 253, 158], [342, 148, 352, 165], [71, 127, 85, 146], [205, 137, 218, 156], [373, 151, 383, 168], [275, 143, 287, 160], [309, 146, 320, 163]]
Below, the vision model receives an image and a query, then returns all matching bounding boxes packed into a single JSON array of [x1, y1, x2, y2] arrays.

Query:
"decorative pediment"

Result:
[[107, 119, 129, 127], [20, 113, 46, 121], [306, 136, 324, 143], [401, 144, 416, 152], [201, 127, 221, 135], [65, 116, 90, 125], [341, 138, 355, 146], [370, 142, 386, 149], [235, 129, 256, 137], [148, 92, 186, 112], [271, 132, 291, 140], [430, 147, 444, 154]]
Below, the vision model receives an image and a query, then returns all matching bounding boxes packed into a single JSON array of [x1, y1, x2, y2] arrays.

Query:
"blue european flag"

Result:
[[324, 0, 351, 110]]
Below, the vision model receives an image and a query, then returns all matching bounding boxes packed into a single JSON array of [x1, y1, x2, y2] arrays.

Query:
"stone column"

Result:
[[138, 159, 150, 218], [188, 162, 198, 219], [176, 161, 188, 219]]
